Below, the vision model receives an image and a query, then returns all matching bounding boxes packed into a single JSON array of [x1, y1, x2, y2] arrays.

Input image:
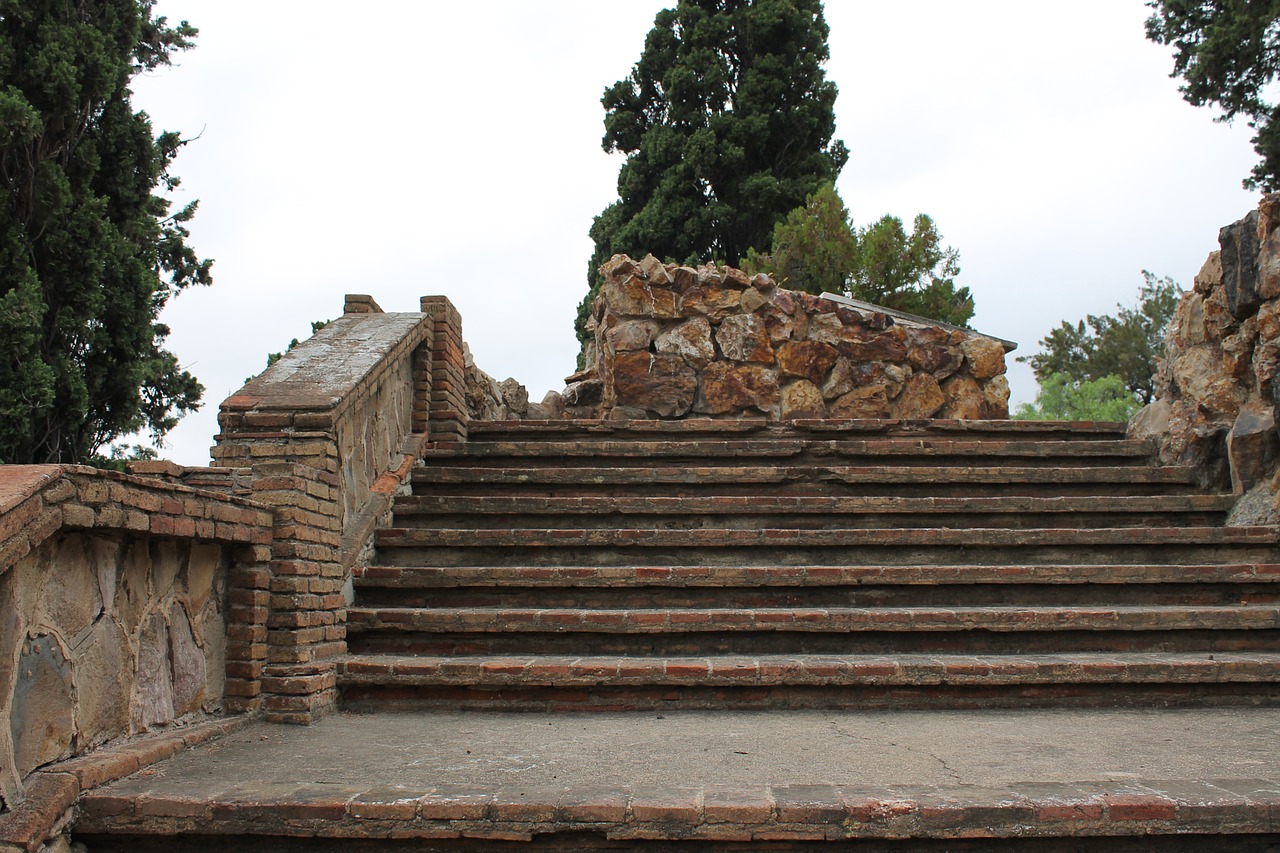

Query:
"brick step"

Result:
[[335, 651, 1280, 691], [373, 526, 1278, 568], [465, 418, 1131, 442], [409, 464, 1196, 489], [347, 605, 1280, 634], [420, 437, 1154, 465], [344, 606, 1280, 656], [391, 494, 1232, 531], [352, 563, 1280, 589]]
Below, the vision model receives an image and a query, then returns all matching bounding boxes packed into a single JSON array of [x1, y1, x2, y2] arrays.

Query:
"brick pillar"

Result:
[[421, 295, 468, 444], [223, 544, 273, 715]]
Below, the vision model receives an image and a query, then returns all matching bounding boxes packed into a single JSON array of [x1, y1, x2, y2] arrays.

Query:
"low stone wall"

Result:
[[0, 466, 271, 813], [570, 255, 1010, 420], [1131, 196, 1280, 522]]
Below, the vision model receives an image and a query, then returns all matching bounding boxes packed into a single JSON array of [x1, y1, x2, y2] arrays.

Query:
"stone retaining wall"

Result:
[[0, 466, 271, 813], [1132, 196, 1280, 522], [569, 254, 1011, 420]]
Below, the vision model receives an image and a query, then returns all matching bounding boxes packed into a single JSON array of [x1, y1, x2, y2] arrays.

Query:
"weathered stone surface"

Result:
[[118, 541, 150, 635], [739, 287, 768, 314], [498, 377, 529, 417], [1194, 250, 1223, 295], [74, 619, 130, 749], [1256, 301, 1280, 399], [42, 534, 100, 642], [671, 266, 698, 291], [780, 380, 825, 418], [716, 315, 774, 363], [892, 372, 945, 419], [681, 284, 742, 322], [829, 385, 891, 419], [563, 379, 604, 407], [983, 374, 1011, 418], [941, 376, 984, 419], [169, 603, 206, 717], [638, 253, 673, 286], [961, 337, 1007, 381], [612, 352, 697, 417], [183, 542, 222, 618], [821, 358, 857, 400], [777, 341, 838, 384], [1171, 347, 1245, 419], [12, 635, 73, 776], [909, 343, 964, 379], [655, 318, 715, 368], [1261, 196, 1280, 299], [840, 334, 909, 364], [806, 313, 843, 345], [606, 320, 658, 353], [202, 608, 226, 713], [1220, 209, 1263, 319], [1228, 405, 1279, 495], [134, 612, 173, 732], [696, 363, 780, 415], [602, 275, 677, 319]]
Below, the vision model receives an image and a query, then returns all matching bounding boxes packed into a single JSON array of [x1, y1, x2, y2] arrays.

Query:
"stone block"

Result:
[[960, 337, 1007, 380], [169, 603, 207, 717], [716, 315, 774, 363], [1227, 405, 1279, 495], [11, 635, 74, 777], [73, 619, 131, 750], [611, 352, 697, 418], [695, 364, 780, 416], [781, 380, 826, 418], [892, 372, 945, 419], [1220, 209, 1263, 319], [777, 341, 838, 385], [655, 318, 715, 368], [133, 613, 174, 732]]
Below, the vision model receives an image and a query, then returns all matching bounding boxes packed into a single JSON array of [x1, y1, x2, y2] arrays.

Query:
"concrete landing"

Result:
[[73, 707, 1280, 846]]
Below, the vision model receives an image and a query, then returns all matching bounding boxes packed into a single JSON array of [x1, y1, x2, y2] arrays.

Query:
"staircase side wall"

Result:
[[572, 254, 1011, 420], [0, 466, 271, 827], [1132, 195, 1280, 523]]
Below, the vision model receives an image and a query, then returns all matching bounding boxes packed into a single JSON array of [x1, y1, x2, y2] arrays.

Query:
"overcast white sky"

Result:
[[131, 1, 1261, 465]]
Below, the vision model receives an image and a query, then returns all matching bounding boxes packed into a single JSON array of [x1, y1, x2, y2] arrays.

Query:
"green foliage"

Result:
[[1012, 373, 1142, 422], [1146, 1, 1280, 190], [579, 0, 849, 349], [742, 183, 975, 326], [0, 0, 210, 463], [1019, 272, 1182, 405]]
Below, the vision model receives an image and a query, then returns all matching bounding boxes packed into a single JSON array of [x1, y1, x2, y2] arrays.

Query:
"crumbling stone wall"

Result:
[[0, 466, 270, 811], [1131, 195, 1280, 523], [566, 254, 1011, 420]]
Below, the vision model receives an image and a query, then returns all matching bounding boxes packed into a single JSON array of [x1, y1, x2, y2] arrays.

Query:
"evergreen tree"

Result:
[[1019, 272, 1182, 405], [743, 183, 974, 326], [1146, 0, 1280, 190], [1012, 373, 1142, 422], [579, 0, 848, 348], [0, 0, 210, 464]]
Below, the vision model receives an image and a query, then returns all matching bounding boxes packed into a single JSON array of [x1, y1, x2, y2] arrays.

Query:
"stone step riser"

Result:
[[345, 629, 1277, 657], [391, 512, 1229, 532], [428, 437, 1151, 456], [352, 583, 1280, 610], [339, 682, 1280, 714], [411, 482, 1206, 499], [375, 544, 1277, 570]]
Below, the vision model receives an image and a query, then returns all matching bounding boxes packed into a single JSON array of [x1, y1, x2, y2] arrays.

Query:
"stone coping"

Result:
[[228, 311, 428, 414], [0, 464, 273, 574], [0, 716, 250, 852]]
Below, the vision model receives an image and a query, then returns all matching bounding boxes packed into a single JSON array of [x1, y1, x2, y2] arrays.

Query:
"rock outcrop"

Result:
[[572, 254, 1011, 421], [1131, 195, 1280, 523]]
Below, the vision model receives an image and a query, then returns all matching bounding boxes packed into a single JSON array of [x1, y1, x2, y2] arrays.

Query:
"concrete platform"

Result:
[[71, 707, 1280, 847]]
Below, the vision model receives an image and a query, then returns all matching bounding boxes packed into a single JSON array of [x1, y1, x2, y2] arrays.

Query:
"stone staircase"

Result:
[[337, 419, 1280, 713]]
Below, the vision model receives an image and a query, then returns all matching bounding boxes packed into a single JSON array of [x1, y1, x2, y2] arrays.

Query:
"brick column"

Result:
[[421, 295, 468, 444]]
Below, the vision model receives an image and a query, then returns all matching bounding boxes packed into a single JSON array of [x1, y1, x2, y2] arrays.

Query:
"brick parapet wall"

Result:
[[421, 295, 469, 444], [0, 466, 272, 818]]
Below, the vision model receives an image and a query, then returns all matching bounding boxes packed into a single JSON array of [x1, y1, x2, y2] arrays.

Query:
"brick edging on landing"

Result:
[[0, 716, 251, 852], [74, 778, 1280, 843]]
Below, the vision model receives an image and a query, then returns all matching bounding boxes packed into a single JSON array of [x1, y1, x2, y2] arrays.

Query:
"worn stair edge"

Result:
[[335, 652, 1280, 687], [420, 438, 1154, 459], [374, 526, 1279, 549], [409, 464, 1197, 485], [346, 605, 1280, 634], [73, 777, 1280, 843], [466, 417, 1131, 436], [0, 716, 249, 853], [391, 494, 1237, 516], [352, 563, 1280, 588]]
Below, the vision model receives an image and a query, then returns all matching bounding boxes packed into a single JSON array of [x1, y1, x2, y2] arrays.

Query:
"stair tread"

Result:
[[353, 563, 1280, 587], [337, 650, 1280, 686], [466, 418, 1130, 436], [410, 464, 1195, 484], [376, 526, 1277, 547], [421, 438, 1153, 460], [392, 494, 1235, 514], [346, 604, 1280, 633]]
